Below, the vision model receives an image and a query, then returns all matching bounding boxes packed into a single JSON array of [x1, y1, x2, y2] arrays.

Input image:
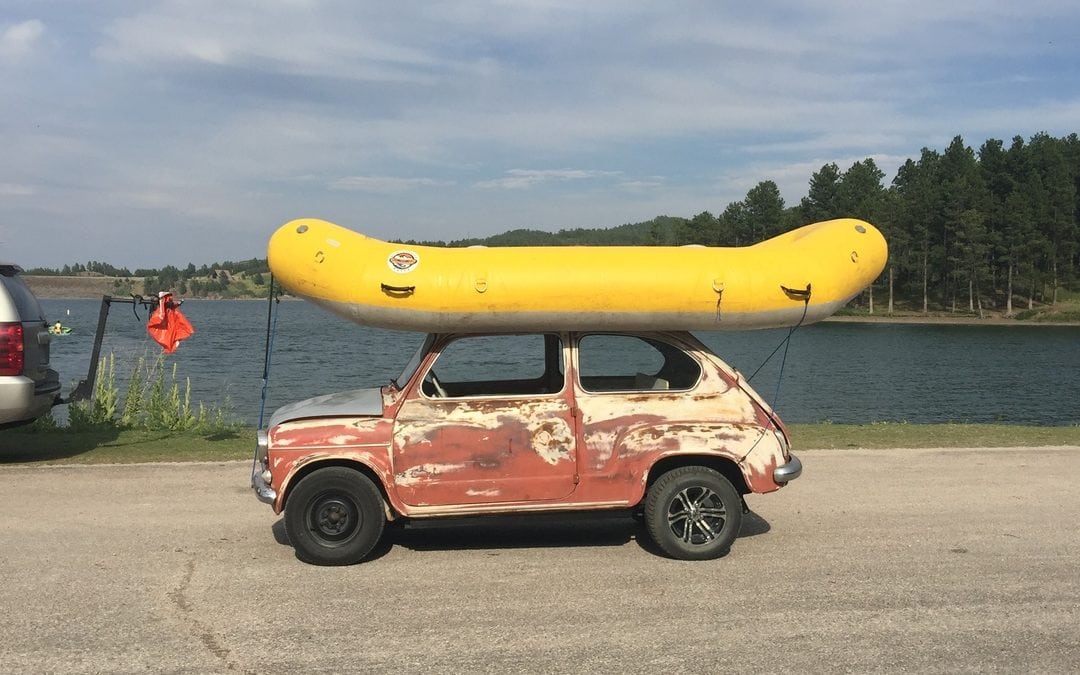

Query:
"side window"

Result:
[[422, 334, 564, 398], [577, 334, 701, 393]]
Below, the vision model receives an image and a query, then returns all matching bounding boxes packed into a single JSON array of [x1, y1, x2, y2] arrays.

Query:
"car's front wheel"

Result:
[[644, 466, 742, 560], [284, 467, 386, 565]]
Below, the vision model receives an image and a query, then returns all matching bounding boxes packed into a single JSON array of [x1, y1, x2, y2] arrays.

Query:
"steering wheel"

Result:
[[425, 370, 448, 398]]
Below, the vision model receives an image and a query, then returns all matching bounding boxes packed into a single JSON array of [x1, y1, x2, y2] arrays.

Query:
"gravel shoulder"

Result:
[[2, 447, 1078, 673]]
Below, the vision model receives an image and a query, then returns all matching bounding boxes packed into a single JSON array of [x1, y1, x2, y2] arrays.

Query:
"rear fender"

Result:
[[642, 453, 750, 504]]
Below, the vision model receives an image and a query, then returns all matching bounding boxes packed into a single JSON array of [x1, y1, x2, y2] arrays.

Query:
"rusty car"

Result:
[[252, 330, 801, 564]]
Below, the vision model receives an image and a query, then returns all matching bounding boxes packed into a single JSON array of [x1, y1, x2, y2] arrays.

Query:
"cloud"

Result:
[[618, 178, 666, 191], [0, 183, 35, 196], [4, 2, 1080, 268], [95, 2, 440, 83], [329, 176, 452, 194], [0, 20, 44, 63], [476, 169, 621, 190], [712, 153, 912, 206]]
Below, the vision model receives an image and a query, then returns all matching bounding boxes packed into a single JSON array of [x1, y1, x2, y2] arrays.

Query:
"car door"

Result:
[[573, 333, 710, 483], [391, 333, 578, 506]]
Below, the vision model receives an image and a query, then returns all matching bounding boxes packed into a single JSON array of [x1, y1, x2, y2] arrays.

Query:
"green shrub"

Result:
[[54, 351, 240, 434], [120, 354, 145, 427]]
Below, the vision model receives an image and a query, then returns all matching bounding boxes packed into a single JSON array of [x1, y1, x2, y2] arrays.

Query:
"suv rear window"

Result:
[[0, 269, 45, 322]]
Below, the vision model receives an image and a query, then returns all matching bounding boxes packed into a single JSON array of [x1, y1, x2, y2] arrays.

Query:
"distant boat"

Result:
[[267, 217, 888, 332]]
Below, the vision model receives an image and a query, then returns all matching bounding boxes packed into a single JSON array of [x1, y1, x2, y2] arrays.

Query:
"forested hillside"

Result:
[[27, 133, 1080, 316], [423, 132, 1080, 317]]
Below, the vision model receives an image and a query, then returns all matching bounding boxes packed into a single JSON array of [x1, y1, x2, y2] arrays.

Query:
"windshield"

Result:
[[394, 333, 437, 388]]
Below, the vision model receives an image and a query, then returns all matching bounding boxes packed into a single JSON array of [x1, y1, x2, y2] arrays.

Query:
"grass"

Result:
[[1, 423, 1078, 466], [790, 422, 1080, 449], [0, 428, 251, 465]]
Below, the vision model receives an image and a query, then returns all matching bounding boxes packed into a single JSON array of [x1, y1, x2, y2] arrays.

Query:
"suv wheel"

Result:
[[644, 466, 742, 560], [285, 467, 386, 565]]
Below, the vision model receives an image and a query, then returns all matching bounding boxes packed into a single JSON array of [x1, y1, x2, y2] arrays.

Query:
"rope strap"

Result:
[[256, 275, 280, 430]]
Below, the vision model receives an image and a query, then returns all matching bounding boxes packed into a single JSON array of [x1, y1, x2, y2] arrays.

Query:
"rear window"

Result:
[[577, 334, 702, 392], [0, 271, 46, 322]]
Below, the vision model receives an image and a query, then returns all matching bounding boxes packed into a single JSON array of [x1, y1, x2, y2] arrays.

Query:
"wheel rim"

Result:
[[667, 486, 727, 546], [308, 493, 361, 545]]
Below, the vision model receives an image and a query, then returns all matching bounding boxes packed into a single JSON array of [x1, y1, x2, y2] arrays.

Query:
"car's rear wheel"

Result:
[[285, 467, 386, 565], [644, 466, 742, 560]]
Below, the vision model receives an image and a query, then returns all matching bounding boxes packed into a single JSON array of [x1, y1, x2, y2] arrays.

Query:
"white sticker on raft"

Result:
[[388, 250, 420, 273]]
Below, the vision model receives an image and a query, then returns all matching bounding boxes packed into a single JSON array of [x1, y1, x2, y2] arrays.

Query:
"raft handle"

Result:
[[381, 283, 416, 296], [781, 283, 812, 303]]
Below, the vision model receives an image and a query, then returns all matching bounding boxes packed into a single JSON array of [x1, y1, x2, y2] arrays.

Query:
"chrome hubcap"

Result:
[[667, 486, 727, 545]]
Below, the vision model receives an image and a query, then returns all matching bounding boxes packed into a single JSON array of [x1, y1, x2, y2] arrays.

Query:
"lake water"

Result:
[[40, 298, 1080, 426]]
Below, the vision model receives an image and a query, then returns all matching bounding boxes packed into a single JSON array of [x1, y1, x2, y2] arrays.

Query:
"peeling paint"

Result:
[[395, 462, 470, 487], [465, 488, 502, 497], [258, 330, 796, 521]]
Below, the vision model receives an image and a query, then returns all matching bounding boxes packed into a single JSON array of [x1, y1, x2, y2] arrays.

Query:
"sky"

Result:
[[2, 1, 1079, 269]]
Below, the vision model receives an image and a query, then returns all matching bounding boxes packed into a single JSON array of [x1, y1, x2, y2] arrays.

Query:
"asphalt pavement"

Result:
[[1, 446, 1078, 673]]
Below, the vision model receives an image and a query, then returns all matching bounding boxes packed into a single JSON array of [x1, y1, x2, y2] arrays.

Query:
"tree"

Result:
[[676, 211, 719, 246], [980, 138, 1018, 314], [837, 159, 886, 222], [743, 180, 786, 242], [718, 201, 748, 246], [800, 163, 842, 223], [1028, 132, 1077, 304], [936, 136, 990, 312], [835, 159, 888, 312], [891, 150, 942, 313]]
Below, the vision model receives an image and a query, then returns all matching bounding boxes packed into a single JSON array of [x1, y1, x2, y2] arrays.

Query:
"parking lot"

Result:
[[2, 446, 1078, 673]]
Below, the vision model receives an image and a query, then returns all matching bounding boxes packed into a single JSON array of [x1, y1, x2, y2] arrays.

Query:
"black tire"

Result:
[[644, 466, 742, 560], [284, 467, 386, 566]]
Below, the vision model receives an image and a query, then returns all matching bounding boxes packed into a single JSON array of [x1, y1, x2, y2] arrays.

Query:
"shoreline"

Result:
[[36, 299, 1080, 328], [824, 314, 1080, 327], [24, 277, 1079, 327]]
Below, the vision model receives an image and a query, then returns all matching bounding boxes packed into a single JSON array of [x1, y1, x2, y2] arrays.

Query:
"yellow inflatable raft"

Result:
[[267, 217, 887, 332]]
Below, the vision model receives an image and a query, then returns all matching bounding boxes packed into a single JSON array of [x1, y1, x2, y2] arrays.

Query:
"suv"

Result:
[[0, 264, 61, 427], [252, 331, 801, 564]]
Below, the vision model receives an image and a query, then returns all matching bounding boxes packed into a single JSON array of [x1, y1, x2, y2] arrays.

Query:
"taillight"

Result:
[[0, 322, 25, 376]]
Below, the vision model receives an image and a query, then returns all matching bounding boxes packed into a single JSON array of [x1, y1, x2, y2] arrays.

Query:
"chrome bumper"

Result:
[[251, 429, 277, 505], [773, 453, 803, 483], [251, 465, 277, 504]]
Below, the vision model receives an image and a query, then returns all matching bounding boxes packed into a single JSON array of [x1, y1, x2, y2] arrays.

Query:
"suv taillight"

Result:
[[0, 322, 25, 376]]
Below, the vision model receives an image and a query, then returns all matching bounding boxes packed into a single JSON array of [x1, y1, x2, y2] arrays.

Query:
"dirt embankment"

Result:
[[22, 276, 143, 299]]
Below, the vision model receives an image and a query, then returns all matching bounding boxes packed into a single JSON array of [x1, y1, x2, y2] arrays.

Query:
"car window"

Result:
[[0, 272, 45, 322], [577, 334, 701, 392], [422, 334, 564, 398]]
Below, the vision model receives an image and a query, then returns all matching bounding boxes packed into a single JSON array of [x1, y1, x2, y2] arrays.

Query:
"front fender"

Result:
[[270, 448, 397, 515]]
